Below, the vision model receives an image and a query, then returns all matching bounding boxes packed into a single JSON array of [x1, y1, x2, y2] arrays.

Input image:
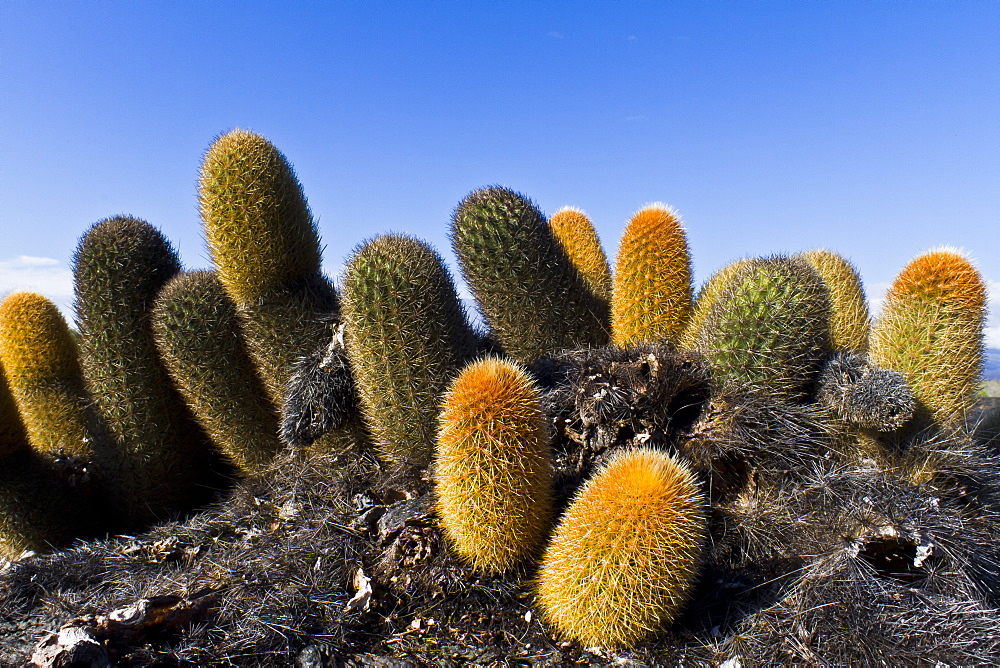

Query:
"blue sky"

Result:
[[2, 2, 998, 345]]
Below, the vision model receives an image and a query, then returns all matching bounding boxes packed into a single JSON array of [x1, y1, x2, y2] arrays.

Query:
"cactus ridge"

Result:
[[0, 363, 29, 463], [796, 249, 871, 352], [869, 248, 986, 425], [435, 356, 553, 572], [549, 207, 613, 302], [73, 215, 212, 527], [536, 447, 706, 648], [0, 292, 94, 459], [343, 233, 479, 467], [152, 270, 283, 474], [450, 186, 610, 364], [611, 203, 694, 347], [690, 256, 832, 399]]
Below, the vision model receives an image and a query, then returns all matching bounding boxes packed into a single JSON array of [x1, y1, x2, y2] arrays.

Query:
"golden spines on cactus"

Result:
[[549, 207, 613, 302], [869, 248, 986, 425], [611, 204, 693, 347], [435, 357, 552, 573], [199, 129, 324, 305], [796, 249, 871, 352], [0, 292, 93, 458], [536, 447, 706, 648]]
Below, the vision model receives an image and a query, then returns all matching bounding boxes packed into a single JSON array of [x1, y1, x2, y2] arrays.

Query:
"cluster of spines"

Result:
[[341, 234, 479, 468], [869, 248, 986, 426], [536, 447, 706, 648], [451, 186, 610, 364], [152, 270, 283, 474], [435, 357, 553, 572], [611, 203, 693, 347], [687, 255, 832, 400], [73, 215, 213, 528]]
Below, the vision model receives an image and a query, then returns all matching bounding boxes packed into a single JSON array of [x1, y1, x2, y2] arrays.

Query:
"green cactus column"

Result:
[[611, 203, 693, 347], [199, 129, 357, 453], [74, 216, 213, 528], [688, 256, 832, 400], [678, 259, 751, 350], [869, 248, 986, 426], [342, 234, 479, 468], [451, 186, 610, 365], [0, 292, 94, 459], [152, 270, 283, 475], [796, 249, 871, 352]]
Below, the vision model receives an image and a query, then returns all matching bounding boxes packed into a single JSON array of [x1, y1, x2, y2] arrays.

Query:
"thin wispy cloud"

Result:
[[0, 255, 74, 320], [546, 31, 564, 39], [624, 115, 647, 122]]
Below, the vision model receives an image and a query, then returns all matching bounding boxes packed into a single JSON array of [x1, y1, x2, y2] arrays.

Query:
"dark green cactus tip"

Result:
[[342, 233, 479, 468], [152, 270, 284, 475], [450, 186, 610, 364], [73, 215, 213, 528], [280, 324, 357, 448], [816, 352, 915, 432]]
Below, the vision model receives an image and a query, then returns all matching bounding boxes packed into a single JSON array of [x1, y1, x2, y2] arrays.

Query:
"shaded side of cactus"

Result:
[[435, 357, 552, 573], [535, 447, 706, 648], [280, 324, 356, 448], [199, 129, 342, 418], [73, 216, 213, 527], [689, 256, 832, 400], [0, 450, 95, 560], [611, 204, 693, 347], [0, 292, 94, 459], [152, 270, 283, 475], [677, 259, 751, 350], [450, 186, 610, 364], [869, 248, 986, 426], [796, 249, 871, 352], [816, 352, 914, 432], [549, 207, 613, 302], [0, 363, 29, 462], [342, 234, 479, 467]]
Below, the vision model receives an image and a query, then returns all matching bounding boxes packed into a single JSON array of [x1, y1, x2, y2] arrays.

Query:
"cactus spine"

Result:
[[536, 447, 706, 648], [688, 256, 831, 399], [152, 271, 283, 474], [435, 357, 552, 572], [198, 130, 343, 420], [869, 248, 986, 425], [796, 249, 871, 352], [549, 207, 613, 302], [342, 234, 478, 468], [451, 186, 610, 364], [0, 292, 94, 459], [73, 216, 212, 527], [611, 204, 693, 347]]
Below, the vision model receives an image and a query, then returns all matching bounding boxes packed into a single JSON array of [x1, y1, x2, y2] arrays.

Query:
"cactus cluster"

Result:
[[2, 129, 997, 663]]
